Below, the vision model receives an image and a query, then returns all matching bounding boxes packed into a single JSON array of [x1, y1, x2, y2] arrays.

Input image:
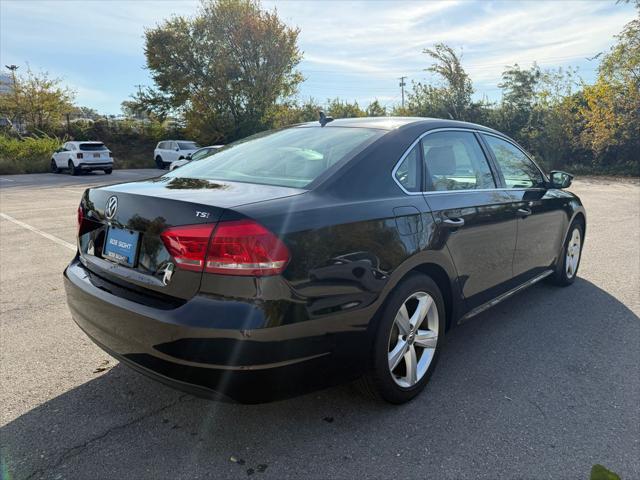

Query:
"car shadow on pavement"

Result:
[[2, 278, 639, 479]]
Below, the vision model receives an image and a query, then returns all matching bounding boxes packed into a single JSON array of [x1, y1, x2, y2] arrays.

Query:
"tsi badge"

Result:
[[162, 262, 175, 286]]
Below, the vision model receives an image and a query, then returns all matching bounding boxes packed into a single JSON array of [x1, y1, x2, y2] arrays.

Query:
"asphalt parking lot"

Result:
[[1, 170, 638, 480]]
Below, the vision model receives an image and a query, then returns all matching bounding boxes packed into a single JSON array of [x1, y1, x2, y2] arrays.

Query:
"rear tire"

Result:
[[360, 273, 445, 404], [104, 168, 112, 175], [155, 156, 164, 169], [68, 160, 79, 176], [550, 220, 584, 286], [50, 159, 60, 173]]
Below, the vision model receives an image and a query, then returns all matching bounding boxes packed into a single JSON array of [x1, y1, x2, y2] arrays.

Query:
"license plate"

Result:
[[93, 153, 101, 158], [103, 227, 139, 267]]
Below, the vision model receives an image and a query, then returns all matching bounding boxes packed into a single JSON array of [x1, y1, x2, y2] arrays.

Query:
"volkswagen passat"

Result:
[[64, 117, 586, 404]]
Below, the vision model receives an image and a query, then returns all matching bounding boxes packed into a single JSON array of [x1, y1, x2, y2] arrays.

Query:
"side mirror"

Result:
[[549, 170, 573, 189], [186, 154, 192, 160], [175, 147, 180, 151]]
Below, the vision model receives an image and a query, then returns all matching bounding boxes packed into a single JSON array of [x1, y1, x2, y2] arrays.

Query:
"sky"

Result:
[[1, 0, 636, 115]]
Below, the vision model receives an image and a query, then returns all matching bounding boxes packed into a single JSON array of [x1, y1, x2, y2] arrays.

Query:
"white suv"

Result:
[[51, 141, 113, 175], [154, 140, 200, 169]]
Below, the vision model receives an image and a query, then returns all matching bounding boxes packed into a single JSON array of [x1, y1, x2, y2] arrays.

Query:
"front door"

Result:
[[481, 134, 567, 282], [421, 130, 519, 310]]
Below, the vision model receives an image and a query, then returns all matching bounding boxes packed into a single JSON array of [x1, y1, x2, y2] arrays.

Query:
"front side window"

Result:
[[482, 135, 544, 188], [165, 127, 383, 188], [394, 144, 421, 192], [422, 131, 495, 191]]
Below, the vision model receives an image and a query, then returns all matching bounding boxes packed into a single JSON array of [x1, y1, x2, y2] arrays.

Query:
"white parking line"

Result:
[[0, 212, 76, 251]]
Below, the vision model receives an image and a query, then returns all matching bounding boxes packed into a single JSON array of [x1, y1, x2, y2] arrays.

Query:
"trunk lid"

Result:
[[78, 177, 304, 300]]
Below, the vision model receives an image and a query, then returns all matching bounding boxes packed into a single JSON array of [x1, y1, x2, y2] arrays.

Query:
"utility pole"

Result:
[[398, 76, 407, 109], [5, 65, 20, 132]]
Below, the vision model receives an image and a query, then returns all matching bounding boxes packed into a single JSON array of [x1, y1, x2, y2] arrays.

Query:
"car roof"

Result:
[[296, 116, 501, 134], [69, 141, 104, 144]]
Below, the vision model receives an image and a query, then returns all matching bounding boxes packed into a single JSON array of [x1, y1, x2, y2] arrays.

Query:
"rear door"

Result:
[[481, 134, 566, 281], [420, 130, 518, 310]]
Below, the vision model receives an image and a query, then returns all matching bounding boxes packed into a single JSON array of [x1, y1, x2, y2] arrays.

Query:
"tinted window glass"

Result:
[[422, 131, 495, 191], [191, 148, 214, 161], [165, 127, 383, 188], [79, 143, 107, 151], [394, 145, 421, 192], [482, 135, 544, 188], [158, 142, 166, 149], [178, 141, 199, 150]]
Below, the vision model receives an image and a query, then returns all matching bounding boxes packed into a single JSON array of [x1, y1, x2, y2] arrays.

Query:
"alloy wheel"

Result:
[[565, 228, 581, 278], [388, 291, 439, 388]]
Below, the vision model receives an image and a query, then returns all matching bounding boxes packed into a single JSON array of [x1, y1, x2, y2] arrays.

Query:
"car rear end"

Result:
[[64, 124, 386, 402], [77, 142, 113, 171]]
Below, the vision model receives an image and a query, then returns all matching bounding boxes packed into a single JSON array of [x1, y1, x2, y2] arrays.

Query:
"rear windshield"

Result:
[[178, 141, 199, 149], [79, 143, 107, 151], [164, 127, 383, 188]]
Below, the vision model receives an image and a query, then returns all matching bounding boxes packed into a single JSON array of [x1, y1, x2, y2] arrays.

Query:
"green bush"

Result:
[[0, 134, 62, 174]]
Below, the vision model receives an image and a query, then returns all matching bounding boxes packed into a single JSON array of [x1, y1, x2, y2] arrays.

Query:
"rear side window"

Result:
[[165, 127, 383, 188], [422, 131, 495, 191], [394, 144, 421, 192], [482, 135, 544, 188], [79, 143, 106, 151]]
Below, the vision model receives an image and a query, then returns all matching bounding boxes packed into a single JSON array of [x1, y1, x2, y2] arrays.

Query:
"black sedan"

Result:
[[64, 117, 586, 404]]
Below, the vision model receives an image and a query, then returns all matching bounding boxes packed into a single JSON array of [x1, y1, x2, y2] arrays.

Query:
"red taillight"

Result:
[[77, 153, 83, 159], [160, 224, 216, 272], [77, 206, 84, 235], [159, 220, 290, 276], [205, 220, 290, 276]]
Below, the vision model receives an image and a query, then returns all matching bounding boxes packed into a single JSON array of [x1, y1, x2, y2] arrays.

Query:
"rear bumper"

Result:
[[79, 162, 112, 170], [64, 258, 365, 402]]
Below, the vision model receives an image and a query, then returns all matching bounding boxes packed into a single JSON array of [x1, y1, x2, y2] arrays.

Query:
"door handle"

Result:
[[442, 217, 465, 228], [517, 208, 532, 217]]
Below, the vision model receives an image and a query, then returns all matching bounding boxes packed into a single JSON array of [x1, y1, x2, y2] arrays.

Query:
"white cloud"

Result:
[[1, 0, 635, 111]]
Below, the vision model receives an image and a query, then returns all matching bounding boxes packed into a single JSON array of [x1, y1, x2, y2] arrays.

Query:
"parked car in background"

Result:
[[51, 141, 113, 175], [154, 140, 200, 169], [169, 145, 224, 171], [66, 117, 585, 404]]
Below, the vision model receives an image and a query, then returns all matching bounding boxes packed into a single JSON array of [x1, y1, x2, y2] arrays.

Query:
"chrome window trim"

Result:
[[391, 127, 548, 196]]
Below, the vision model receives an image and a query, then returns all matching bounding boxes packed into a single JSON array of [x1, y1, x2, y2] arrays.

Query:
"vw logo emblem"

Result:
[[105, 196, 118, 220]]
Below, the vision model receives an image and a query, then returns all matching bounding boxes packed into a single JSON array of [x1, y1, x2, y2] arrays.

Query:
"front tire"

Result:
[[104, 168, 112, 175], [155, 156, 164, 169], [550, 220, 584, 286], [361, 273, 445, 404], [68, 160, 79, 176]]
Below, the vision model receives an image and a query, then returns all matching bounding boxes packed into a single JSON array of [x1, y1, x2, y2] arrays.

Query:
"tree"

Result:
[[365, 100, 387, 117], [0, 67, 75, 133], [326, 98, 366, 118], [406, 43, 475, 120], [135, 0, 302, 143], [266, 98, 322, 128], [580, 5, 639, 169]]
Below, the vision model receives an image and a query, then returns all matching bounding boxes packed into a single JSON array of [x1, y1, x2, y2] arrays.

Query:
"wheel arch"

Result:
[[563, 208, 587, 246], [369, 253, 461, 336], [409, 263, 455, 332]]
